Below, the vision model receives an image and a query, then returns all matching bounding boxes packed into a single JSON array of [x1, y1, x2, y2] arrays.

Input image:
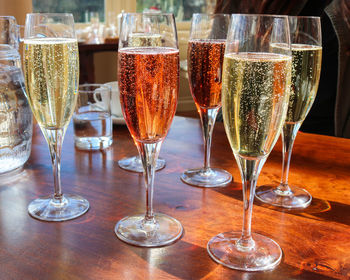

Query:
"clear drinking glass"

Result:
[[24, 13, 89, 221], [73, 84, 113, 150], [181, 14, 232, 188], [255, 16, 322, 209], [207, 14, 292, 271], [115, 13, 183, 247]]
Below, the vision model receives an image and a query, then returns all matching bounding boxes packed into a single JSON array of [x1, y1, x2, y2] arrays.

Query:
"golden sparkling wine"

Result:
[[222, 52, 291, 158], [24, 38, 79, 129], [287, 44, 322, 123]]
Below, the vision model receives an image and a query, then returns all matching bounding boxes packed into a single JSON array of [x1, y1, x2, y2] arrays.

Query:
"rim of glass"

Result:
[[192, 13, 230, 17], [0, 16, 16, 20], [26, 13, 74, 17], [122, 12, 175, 17], [230, 13, 289, 19], [288, 15, 321, 20], [79, 83, 112, 91]]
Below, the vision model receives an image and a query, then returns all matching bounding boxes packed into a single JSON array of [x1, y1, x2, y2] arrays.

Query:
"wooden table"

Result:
[[78, 41, 118, 84], [0, 117, 349, 279]]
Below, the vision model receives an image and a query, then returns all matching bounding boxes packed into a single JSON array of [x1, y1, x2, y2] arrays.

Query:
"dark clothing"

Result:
[[326, 0, 350, 137], [299, 3, 338, 136]]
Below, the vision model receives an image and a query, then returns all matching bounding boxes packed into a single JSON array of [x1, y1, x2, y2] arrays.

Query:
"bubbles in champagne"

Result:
[[23, 38, 79, 129], [287, 44, 322, 123], [222, 52, 291, 158], [118, 47, 179, 143], [187, 39, 225, 108]]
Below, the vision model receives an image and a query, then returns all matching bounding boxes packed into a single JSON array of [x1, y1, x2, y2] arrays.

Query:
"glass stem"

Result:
[[277, 122, 301, 194], [41, 127, 65, 204], [137, 141, 162, 223], [236, 156, 266, 251], [198, 107, 220, 171]]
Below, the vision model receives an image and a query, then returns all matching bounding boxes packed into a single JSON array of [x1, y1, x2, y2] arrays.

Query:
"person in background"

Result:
[[215, 0, 350, 138]]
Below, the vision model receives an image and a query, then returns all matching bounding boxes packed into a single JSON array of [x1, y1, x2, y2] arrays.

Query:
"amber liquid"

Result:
[[187, 39, 225, 108], [118, 47, 179, 143]]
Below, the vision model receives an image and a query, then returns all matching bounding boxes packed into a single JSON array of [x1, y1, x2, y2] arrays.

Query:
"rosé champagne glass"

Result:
[[207, 14, 292, 271], [255, 16, 322, 209], [115, 13, 183, 247], [24, 13, 89, 221], [181, 13, 232, 188], [117, 24, 167, 173]]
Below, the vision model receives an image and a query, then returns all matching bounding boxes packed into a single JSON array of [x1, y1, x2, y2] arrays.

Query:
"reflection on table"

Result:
[[0, 116, 349, 279]]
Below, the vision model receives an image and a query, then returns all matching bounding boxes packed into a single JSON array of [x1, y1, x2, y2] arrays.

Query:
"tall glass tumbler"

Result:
[[181, 14, 232, 188], [73, 84, 113, 150], [24, 13, 89, 221], [207, 14, 292, 271], [115, 13, 183, 247], [255, 16, 322, 209]]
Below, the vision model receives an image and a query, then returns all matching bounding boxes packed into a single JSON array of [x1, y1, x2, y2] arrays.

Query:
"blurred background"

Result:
[[0, 0, 217, 116]]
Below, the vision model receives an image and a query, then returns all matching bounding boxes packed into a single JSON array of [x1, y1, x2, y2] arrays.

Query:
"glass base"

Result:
[[0, 166, 25, 186], [207, 231, 282, 271], [181, 167, 232, 188], [75, 136, 112, 150], [118, 156, 166, 173], [255, 184, 312, 209], [115, 213, 183, 247], [28, 194, 90, 222]]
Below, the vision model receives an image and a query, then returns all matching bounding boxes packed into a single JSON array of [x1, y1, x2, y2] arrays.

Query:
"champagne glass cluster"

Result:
[[23, 11, 321, 272]]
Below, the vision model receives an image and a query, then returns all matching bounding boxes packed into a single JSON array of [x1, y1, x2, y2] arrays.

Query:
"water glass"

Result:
[[73, 84, 113, 150]]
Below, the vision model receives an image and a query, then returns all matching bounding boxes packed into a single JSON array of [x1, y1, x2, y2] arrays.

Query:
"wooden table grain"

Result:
[[0, 116, 349, 280]]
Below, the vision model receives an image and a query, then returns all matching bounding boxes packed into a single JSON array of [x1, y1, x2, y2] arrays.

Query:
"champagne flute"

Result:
[[117, 26, 167, 173], [255, 16, 322, 208], [24, 13, 89, 221], [115, 13, 183, 247], [181, 13, 232, 188], [207, 14, 292, 271]]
